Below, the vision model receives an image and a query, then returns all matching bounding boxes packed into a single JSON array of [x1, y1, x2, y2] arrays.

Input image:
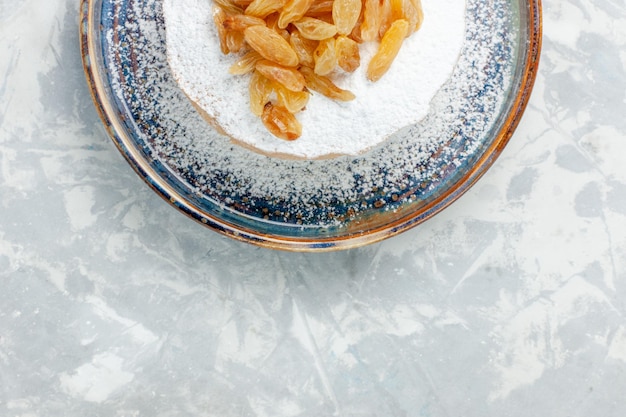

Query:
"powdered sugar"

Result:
[[164, 0, 466, 159]]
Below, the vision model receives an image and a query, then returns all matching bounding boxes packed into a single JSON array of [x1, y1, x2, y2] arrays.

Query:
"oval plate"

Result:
[[80, 0, 542, 251]]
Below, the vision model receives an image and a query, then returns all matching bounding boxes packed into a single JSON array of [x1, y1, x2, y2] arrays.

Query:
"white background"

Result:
[[1, 0, 626, 416]]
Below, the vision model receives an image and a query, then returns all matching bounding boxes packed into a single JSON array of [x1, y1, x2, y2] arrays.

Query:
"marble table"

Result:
[[1, 0, 626, 416]]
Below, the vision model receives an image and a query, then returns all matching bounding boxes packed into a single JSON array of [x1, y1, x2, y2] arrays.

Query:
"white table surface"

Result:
[[2, 0, 626, 416]]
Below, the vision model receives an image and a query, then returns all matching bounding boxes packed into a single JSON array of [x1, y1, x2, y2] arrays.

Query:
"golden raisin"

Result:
[[367, 19, 409, 81], [300, 66, 355, 101], [313, 38, 338, 76], [390, 0, 404, 22], [249, 70, 273, 116], [378, 0, 393, 39], [225, 30, 246, 53], [404, 0, 424, 32], [261, 103, 302, 140], [289, 31, 318, 67], [273, 82, 310, 113], [332, 0, 362, 36], [245, 0, 286, 18], [306, 0, 334, 16], [223, 14, 266, 31], [292, 17, 337, 40], [243, 25, 299, 66], [347, 6, 364, 43], [229, 50, 264, 75], [255, 59, 306, 91], [212, 6, 230, 55], [265, 13, 291, 40], [360, 0, 383, 42], [335, 35, 360, 72], [214, 0, 244, 15], [278, 0, 315, 29]]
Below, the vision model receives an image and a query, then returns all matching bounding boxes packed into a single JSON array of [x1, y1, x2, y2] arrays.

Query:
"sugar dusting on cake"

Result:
[[103, 0, 515, 226], [163, 0, 466, 159]]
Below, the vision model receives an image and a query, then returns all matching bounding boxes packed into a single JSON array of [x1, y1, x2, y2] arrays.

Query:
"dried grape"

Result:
[[278, 0, 315, 28], [213, 6, 229, 54], [306, 0, 334, 16], [405, 0, 424, 32], [360, 0, 383, 42], [313, 38, 338, 76], [367, 18, 409, 81], [243, 25, 299, 66], [249, 70, 273, 116], [245, 0, 286, 18], [229, 50, 264, 74], [378, 0, 392, 39], [289, 31, 318, 67], [332, 0, 362, 35], [223, 14, 266, 31], [226, 30, 246, 52], [292, 17, 337, 40], [261, 103, 302, 140], [274, 82, 310, 113], [300, 66, 355, 101], [335, 35, 360, 72], [214, 0, 244, 15], [255, 59, 306, 91]]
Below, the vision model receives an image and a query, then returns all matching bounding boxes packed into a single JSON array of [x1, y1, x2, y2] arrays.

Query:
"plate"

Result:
[[79, 0, 542, 251]]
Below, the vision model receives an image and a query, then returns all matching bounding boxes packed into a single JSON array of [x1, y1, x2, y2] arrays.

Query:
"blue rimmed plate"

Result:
[[80, 0, 542, 251]]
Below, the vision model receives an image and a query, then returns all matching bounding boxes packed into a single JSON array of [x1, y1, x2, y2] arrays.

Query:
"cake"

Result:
[[163, 0, 466, 159]]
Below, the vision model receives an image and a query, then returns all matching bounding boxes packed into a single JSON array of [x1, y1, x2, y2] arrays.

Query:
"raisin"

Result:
[[313, 38, 338, 76], [292, 17, 337, 40], [261, 103, 302, 140], [249, 70, 273, 116], [335, 35, 360, 72], [366, 19, 409, 81], [300, 66, 355, 101], [243, 25, 299, 67], [332, 0, 362, 36], [255, 59, 306, 91]]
